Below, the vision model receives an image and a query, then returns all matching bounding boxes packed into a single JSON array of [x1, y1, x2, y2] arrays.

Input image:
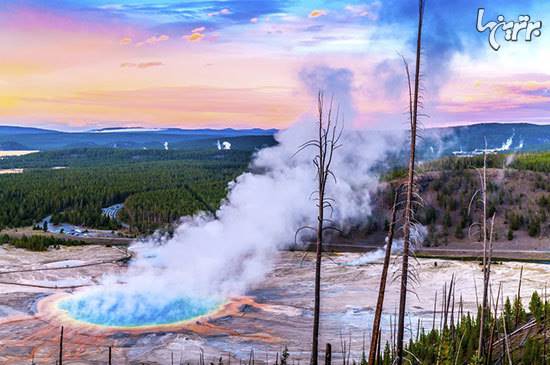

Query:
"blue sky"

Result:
[[0, 0, 549, 129]]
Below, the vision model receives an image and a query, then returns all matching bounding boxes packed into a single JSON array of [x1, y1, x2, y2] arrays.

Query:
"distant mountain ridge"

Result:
[[88, 127, 277, 136], [0, 125, 278, 151], [0, 123, 548, 156], [0, 125, 60, 135]]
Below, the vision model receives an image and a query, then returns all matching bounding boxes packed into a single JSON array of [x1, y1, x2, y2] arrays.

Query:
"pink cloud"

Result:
[[208, 8, 231, 17]]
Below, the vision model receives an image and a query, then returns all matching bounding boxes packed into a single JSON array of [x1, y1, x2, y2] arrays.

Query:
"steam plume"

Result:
[[67, 66, 404, 319]]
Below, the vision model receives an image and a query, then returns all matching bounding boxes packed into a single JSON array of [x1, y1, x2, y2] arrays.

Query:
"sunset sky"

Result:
[[0, 0, 549, 130]]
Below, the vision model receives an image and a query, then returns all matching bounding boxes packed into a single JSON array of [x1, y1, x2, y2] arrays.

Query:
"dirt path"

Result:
[[309, 242, 550, 262]]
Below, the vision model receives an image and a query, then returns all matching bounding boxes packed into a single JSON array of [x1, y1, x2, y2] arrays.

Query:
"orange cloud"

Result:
[[309, 9, 327, 18], [119, 36, 132, 45], [184, 32, 204, 42]]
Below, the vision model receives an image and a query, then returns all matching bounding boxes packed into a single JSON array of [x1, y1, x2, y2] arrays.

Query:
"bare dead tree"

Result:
[[501, 287, 513, 365], [395, 1, 425, 363], [544, 285, 548, 365], [338, 331, 352, 365], [479, 152, 490, 362], [325, 343, 332, 365], [484, 214, 496, 365], [467, 145, 494, 362], [368, 184, 403, 364], [487, 279, 501, 364], [515, 266, 523, 328], [295, 91, 342, 365], [58, 326, 64, 365]]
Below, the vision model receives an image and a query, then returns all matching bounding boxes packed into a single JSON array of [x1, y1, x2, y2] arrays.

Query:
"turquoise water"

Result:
[[58, 292, 220, 327]]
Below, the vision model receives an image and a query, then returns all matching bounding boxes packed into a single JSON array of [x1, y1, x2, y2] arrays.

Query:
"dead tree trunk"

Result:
[[544, 286, 548, 365], [312, 139, 324, 365], [487, 279, 501, 364], [396, 1, 424, 363], [325, 343, 332, 365], [368, 185, 402, 364], [296, 92, 342, 365], [58, 326, 64, 365], [477, 148, 490, 361], [515, 266, 523, 328]]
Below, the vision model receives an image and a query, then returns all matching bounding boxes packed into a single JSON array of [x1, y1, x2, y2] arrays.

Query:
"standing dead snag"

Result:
[[295, 92, 342, 365], [368, 185, 402, 365], [58, 326, 64, 365], [396, 0, 424, 364], [466, 145, 495, 362], [478, 148, 490, 362]]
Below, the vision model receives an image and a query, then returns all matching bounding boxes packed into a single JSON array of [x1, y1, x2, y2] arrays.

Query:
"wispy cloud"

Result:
[[11, 85, 307, 128], [208, 8, 232, 17], [120, 62, 164, 69], [344, 4, 379, 20], [119, 36, 132, 45], [136, 34, 169, 47]]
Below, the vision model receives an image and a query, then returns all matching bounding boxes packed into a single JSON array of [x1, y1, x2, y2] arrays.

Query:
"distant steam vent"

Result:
[[451, 133, 524, 157], [217, 140, 232, 150], [164, 141, 169, 150]]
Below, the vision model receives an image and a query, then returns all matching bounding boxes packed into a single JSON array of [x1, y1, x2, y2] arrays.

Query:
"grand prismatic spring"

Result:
[[57, 292, 221, 328]]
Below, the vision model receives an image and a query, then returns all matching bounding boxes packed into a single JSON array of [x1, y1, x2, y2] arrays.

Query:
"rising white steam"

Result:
[[68, 123, 403, 319], [494, 134, 514, 152], [67, 66, 404, 318], [345, 224, 427, 266], [121, 124, 398, 295]]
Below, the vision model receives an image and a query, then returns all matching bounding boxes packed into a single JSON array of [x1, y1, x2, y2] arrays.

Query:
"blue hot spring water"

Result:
[[58, 291, 220, 327]]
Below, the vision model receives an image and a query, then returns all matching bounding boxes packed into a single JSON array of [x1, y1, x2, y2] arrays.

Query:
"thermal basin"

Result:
[[57, 290, 221, 328]]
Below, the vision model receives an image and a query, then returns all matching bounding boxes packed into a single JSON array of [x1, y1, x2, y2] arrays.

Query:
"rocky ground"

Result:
[[0, 245, 548, 364]]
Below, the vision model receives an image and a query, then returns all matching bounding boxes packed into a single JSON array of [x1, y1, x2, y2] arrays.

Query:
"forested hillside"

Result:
[[1, 149, 549, 237], [0, 149, 251, 233], [425, 151, 550, 174], [0, 148, 255, 169], [372, 152, 550, 247]]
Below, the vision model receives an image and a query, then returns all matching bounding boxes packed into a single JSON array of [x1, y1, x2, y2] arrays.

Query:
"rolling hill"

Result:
[[0, 126, 277, 151], [417, 123, 550, 159], [0, 123, 548, 157]]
